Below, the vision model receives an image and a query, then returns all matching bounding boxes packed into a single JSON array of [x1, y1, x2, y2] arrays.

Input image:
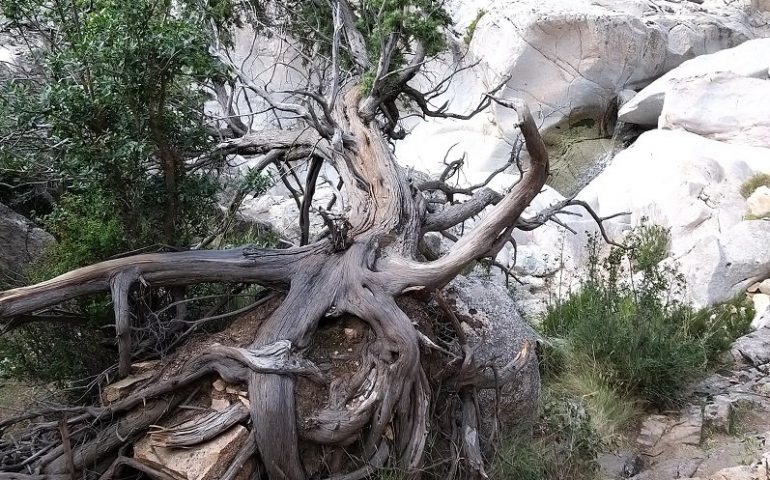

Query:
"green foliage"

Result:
[[0, 0, 232, 263], [548, 360, 641, 442], [463, 9, 486, 45], [31, 192, 125, 278], [740, 173, 770, 198], [541, 225, 753, 408], [489, 393, 602, 480], [282, 0, 451, 93], [0, 322, 113, 384], [0, 0, 245, 384], [358, 0, 451, 56], [358, 0, 451, 92]]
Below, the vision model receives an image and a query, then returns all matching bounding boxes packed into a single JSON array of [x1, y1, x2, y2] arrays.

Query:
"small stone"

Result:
[[748, 186, 770, 219], [752, 294, 770, 330], [704, 397, 733, 433], [759, 279, 770, 296], [637, 415, 669, 448], [102, 372, 153, 403], [622, 454, 643, 478], [210, 396, 230, 411], [710, 465, 757, 480], [661, 405, 702, 446], [343, 327, 360, 340], [731, 328, 770, 366], [212, 379, 226, 392], [225, 386, 239, 395], [134, 425, 251, 480]]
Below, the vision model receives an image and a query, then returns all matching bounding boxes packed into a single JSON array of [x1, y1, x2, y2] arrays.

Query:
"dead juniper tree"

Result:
[[0, 1, 619, 478]]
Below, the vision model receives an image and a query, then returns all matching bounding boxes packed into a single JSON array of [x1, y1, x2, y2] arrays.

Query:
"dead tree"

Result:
[[0, 2, 617, 478]]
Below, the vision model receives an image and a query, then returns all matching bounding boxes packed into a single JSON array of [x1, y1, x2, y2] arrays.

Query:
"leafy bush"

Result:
[[541, 225, 753, 408], [0, 321, 113, 384], [31, 191, 126, 277], [489, 393, 602, 480], [740, 173, 770, 198]]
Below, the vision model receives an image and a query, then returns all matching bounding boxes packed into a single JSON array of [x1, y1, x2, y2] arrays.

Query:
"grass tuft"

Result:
[[740, 173, 770, 198]]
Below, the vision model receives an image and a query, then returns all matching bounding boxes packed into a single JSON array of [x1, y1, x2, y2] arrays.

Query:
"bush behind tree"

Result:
[[0, 0, 281, 384]]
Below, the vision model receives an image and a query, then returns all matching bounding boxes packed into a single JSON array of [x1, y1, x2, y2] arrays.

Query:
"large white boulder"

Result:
[[678, 220, 770, 306], [619, 38, 770, 126], [577, 129, 769, 259], [576, 129, 770, 306], [659, 73, 770, 148], [467, 0, 765, 133], [398, 0, 769, 196]]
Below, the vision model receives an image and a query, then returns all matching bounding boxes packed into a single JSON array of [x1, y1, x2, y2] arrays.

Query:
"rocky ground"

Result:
[[599, 325, 770, 480]]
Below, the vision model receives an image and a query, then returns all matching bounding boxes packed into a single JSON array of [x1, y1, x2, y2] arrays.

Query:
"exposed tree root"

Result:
[[0, 95, 550, 479]]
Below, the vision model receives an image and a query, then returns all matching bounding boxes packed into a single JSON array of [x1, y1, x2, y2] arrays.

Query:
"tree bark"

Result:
[[0, 90, 548, 479]]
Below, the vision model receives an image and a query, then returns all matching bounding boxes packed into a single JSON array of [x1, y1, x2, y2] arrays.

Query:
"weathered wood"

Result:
[[0, 94, 549, 479], [150, 403, 250, 448], [0, 245, 324, 319]]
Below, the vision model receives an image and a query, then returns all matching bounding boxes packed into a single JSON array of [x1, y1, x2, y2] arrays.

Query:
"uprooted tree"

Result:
[[0, 1, 617, 478]]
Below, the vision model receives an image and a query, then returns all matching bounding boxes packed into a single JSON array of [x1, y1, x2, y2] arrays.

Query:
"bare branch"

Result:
[[386, 100, 549, 291], [0, 245, 325, 322]]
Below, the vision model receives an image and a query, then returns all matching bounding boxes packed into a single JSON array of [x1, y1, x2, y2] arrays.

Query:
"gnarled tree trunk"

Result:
[[0, 87, 548, 479]]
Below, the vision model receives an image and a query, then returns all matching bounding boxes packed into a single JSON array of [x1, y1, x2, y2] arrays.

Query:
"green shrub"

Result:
[[541, 225, 753, 408], [0, 319, 113, 384], [489, 393, 602, 480], [740, 173, 770, 198], [31, 191, 126, 278], [549, 358, 641, 442]]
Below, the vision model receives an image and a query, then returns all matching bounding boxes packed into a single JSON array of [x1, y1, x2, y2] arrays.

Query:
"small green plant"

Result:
[[489, 393, 602, 480], [463, 9, 486, 45], [31, 191, 126, 278], [549, 359, 641, 442], [740, 173, 770, 198]]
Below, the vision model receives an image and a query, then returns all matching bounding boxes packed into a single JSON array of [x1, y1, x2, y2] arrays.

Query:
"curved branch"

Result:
[[301, 155, 324, 245], [213, 128, 323, 156], [385, 100, 549, 291], [422, 187, 501, 233], [338, 0, 370, 73]]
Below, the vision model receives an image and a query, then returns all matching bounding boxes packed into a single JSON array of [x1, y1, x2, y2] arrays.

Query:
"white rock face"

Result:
[[659, 73, 770, 148], [237, 188, 333, 244], [679, 221, 770, 306], [573, 129, 770, 306], [467, 0, 765, 131], [619, 38, 770, 126], [751, 293, 770, 329], [398, 0, 769, 197], [747, 186, 770, 218], [578, 129, 768, 259]]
